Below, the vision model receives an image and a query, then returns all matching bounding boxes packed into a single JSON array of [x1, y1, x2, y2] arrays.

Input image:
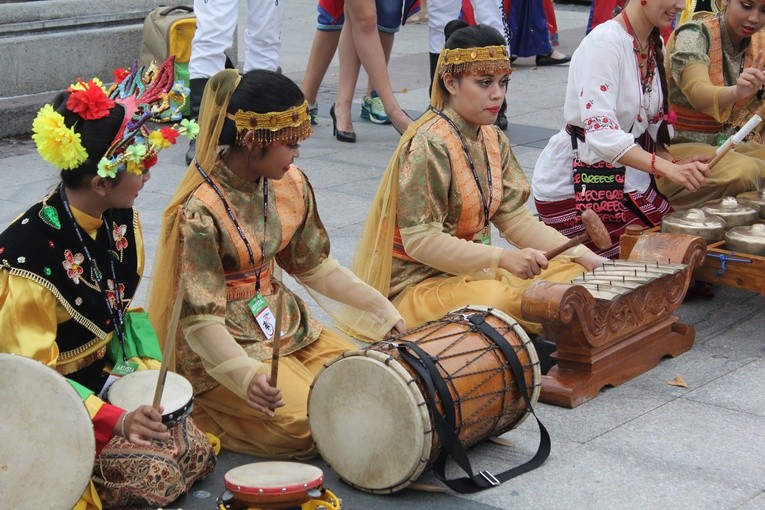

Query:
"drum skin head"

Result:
[[0, 353, 95, 509], [225, 461, 323, 504], [308, 352, 432, 493], [108, 369, 193, 415]]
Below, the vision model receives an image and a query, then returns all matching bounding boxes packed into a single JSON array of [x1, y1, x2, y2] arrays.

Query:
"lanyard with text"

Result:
[[430, 107, 493, 244], [194, 161, 277, 338], [59, 186, 127, 362]]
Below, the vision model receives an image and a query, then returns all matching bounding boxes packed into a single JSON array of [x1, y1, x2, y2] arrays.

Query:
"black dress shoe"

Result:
[[329, 103, 356, 143], [536, 52, 571, 66]]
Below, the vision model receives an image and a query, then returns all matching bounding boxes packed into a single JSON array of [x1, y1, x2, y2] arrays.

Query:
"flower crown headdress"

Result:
[[226, 100, 312, 146], [437, 45, 512, 78], [32, 56, 199, 178]]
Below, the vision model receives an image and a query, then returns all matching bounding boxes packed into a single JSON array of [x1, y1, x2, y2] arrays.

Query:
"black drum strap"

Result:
[[396, 312, 551, 494]]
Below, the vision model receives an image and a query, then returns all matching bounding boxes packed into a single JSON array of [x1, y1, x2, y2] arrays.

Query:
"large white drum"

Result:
[[0, 353, 95, 509], [108, 369, 194, 427], [308, 306, 541, 493]]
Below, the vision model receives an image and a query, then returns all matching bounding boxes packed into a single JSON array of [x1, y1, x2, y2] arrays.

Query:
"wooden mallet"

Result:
[[544, 208, 612, 260], [152, 279, 186, 411]]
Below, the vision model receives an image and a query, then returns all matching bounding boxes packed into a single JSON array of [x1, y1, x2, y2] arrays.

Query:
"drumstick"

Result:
[[544, 209, 612, 260], [152, 279, 186, 410], [709, 114, 762, 169], [269, 264, 283, 389]]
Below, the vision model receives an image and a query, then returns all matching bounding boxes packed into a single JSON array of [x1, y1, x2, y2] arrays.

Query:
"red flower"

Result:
[[66, 80, 114, 120], [160, 127, 180, 145], [600, 84, 608, 92], [143, 153, 158, 170], [113, 68, 130, 84]]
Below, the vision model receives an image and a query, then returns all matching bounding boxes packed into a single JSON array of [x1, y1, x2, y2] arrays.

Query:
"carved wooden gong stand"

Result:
[[521, 228, 707, 408]]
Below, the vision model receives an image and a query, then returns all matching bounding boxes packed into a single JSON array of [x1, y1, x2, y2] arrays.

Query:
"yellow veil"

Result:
[[146, 70, 242, 362], [351, 45, 511, 296]]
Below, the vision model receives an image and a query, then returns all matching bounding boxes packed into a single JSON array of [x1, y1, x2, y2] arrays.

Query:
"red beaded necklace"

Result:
[[621, 12, 656, 93]]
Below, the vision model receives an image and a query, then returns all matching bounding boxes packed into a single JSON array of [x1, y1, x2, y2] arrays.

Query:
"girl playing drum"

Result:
[[0, 61, 216, 508], [148, 69, 405, 459]]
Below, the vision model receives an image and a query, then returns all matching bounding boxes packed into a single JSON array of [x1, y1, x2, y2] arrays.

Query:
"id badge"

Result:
[[98, 360, 138, 399], [715, 134, 729, 147], [248, 293, 276, 339], [481, 227, 491, 245]]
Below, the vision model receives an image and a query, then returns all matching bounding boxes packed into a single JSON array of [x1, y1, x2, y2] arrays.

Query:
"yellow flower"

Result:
[[32, 105, 88, 170], [126, 160, 143, 176], [149, 130, 171, 150]]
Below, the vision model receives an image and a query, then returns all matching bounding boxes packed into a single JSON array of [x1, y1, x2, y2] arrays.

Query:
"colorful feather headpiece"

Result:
[[32, 56, 198, 178]]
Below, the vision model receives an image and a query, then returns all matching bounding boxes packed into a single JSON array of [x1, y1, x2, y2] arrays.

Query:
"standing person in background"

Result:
[[148, 69, 405, 458], [0, 61, 215, 509], [186, 0, 285, 164], [661, 0, 765, 209], [331, 0, 414, 140], [302, 0, 420, 131], [532, 0, 710, 257]]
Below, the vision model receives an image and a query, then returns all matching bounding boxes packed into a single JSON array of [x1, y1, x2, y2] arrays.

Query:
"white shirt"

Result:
[[533, 20, 667, 202]]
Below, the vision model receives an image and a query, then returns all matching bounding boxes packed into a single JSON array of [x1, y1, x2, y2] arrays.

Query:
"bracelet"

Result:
[[119, 412, 128, 439], [650, 152, 660, 179]]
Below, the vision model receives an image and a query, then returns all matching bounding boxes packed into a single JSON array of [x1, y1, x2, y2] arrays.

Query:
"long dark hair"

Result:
[[51, 91, 125, 188], [219, 69, 306, 147]]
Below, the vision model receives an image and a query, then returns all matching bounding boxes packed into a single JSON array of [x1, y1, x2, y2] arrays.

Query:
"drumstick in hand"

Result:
[[269, 292, 283, 389], [152, 279, 186, 410], [544, 209, 612, 260]]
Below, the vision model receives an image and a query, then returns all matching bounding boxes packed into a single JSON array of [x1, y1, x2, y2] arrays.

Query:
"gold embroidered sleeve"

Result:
[[179, 202, 228, 319], [396, 132, 453, 230], [276, 175, 331, 275]]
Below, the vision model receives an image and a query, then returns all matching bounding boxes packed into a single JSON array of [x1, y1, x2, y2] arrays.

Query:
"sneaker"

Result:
[[360, 90, 391, 124], [308, 102, 318, 126]]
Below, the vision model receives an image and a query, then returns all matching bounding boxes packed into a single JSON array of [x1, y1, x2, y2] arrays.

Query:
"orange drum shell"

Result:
[[374, 308, 538, 452]]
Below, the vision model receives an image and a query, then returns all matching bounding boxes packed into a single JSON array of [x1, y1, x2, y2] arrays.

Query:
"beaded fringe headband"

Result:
[[438, 45, 512, 77], [227, 100, 313, 146], [32, 56, 198, 178]]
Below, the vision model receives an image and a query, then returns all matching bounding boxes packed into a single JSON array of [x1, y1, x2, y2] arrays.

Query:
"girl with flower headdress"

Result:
[[660, 0, 765, 209], [0, 61, 215, 508], [532, 0, 712, 257], [148, 69, 405, 458], [352, 23, 606, 352]]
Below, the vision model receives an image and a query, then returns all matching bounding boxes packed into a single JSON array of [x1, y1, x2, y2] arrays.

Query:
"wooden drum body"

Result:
[[0, 353, 95, 509], [108, 369, 193, 427], [308, 306, 540, 493]]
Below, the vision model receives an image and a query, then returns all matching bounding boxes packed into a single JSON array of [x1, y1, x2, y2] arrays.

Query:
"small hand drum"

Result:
[[0, 353, 95, 509], [216, 462, 340, 509], [107, 369, 193, 427]]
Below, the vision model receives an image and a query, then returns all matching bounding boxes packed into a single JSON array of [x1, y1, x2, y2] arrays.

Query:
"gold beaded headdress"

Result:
[[437, 45, 512, 78], [226, 99, 312, 145]]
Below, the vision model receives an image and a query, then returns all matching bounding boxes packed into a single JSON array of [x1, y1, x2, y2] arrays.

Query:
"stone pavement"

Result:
[[0, 1, 763, 508]]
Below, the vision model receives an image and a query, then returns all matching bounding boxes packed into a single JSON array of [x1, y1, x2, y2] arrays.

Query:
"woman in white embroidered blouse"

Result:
[[532, 0, 710, 257]]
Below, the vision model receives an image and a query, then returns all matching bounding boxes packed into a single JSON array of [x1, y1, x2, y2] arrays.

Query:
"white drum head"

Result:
[[225, 462, 323, 503], [308, 351, 432, 493], [0, 353, 95, 509], [108, 369, 192, 416]]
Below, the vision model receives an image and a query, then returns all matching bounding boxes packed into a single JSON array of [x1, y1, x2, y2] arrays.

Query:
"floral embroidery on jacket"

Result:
[[63, 249, 85, 284], [583, 115, 620, 133], [105, 279, 125, 309], [112, 222, 128, 262]]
